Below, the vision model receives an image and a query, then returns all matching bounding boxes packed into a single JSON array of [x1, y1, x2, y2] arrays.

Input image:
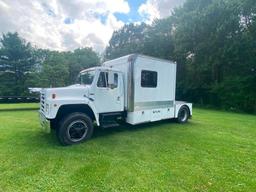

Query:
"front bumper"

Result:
[[39, 111, 51, 133]]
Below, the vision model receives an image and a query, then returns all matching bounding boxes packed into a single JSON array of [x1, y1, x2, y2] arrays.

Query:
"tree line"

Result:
[[0, 0, 255, 113], [0, 33, 100, 96], [105, 0, 256, 114]]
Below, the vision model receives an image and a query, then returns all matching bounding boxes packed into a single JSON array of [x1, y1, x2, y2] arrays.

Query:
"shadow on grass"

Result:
[[39, 131, 60, 146], [0, 108, 39, 112], [32, 119, 196, 147], [92, 119, 195, 139], [20, 130, 60, 148]]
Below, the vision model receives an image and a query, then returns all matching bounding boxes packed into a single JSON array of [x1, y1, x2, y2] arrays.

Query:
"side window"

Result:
[[97, 72, 108, 87], [97, 72, 118, 88], [141, 70, 157, 88]]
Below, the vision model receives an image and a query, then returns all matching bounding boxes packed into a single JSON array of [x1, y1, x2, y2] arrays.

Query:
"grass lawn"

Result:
[[0, 103, 39, 110], [0, 105, 255, 191]]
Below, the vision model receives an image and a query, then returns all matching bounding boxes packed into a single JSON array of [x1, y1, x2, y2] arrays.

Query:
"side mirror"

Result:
[[108, 71, 115, 89]]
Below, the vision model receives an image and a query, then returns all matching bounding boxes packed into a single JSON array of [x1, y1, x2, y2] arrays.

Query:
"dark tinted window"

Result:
[[113, 73, 118, 88], [141, 70, 157, 88], [97, 72, 108, 87], [97, 72, 118, 88]]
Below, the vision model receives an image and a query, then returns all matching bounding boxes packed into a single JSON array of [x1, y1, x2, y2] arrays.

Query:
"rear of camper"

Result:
[[103, 54, 192, 125]]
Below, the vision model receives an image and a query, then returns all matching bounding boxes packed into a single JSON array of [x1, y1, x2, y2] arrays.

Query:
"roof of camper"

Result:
[[103, 54, 176, 66], [79, 66, 121, 74]]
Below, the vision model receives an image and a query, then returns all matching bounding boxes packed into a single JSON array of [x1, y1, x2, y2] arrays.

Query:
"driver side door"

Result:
[[92, 71, 124, 113]]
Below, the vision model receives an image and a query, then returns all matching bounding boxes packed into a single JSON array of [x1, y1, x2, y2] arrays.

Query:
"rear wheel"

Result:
[[177, 106, 190, 123], [57, 113, 93, 146]]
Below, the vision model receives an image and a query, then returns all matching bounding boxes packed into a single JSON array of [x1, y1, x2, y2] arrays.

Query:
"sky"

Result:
[[0, 0, 185, 53]]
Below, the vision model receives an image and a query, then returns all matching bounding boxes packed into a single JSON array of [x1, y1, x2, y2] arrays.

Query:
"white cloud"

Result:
[[0, 0, 9, 9], [0, 0, 130, 52], [138, 0, 185, 24]]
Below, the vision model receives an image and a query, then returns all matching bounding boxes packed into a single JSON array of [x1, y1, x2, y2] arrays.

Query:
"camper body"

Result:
[[39, 54, 192, 145]]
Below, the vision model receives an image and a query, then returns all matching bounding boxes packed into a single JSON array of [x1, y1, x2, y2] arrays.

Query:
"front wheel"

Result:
[[177, 106, 190, 123], [57, 113, 94, 146]]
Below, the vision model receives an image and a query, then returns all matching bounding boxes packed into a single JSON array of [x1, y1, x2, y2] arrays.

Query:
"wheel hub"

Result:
[[67, 120, 88, 142]]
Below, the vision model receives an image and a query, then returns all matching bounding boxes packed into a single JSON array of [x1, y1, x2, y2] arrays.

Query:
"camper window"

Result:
[[141, 70, 157, 88]]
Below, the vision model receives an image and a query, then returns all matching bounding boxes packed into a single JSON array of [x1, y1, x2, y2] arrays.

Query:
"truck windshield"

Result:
[[79, 70, 95, 85]]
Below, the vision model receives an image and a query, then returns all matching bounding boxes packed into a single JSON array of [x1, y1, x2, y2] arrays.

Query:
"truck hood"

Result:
[[42, 84, 90, 100]]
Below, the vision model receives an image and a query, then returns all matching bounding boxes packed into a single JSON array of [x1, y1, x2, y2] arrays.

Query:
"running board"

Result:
[[101, 122, 120, 129]]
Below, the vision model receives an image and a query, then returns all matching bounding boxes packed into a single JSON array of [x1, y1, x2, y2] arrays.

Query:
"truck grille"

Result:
[[40, 92, 45, 113]]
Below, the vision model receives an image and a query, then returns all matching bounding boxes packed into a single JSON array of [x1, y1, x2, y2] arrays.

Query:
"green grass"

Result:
[[0, 103, 39, 110], [0, 105, 255, 191]]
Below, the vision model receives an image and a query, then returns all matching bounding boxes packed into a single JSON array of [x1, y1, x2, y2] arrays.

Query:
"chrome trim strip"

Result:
[[127, 54, 137, 112], [134, 101, 174, 111], [39, 111, 50, 133]]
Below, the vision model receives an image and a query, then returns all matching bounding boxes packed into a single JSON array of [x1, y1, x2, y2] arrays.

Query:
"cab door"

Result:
[[92, 71, 124, 113]]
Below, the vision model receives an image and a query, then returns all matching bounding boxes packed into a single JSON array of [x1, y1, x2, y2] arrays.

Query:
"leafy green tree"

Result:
[[105, 0, 255, 113], [65, 48, 100, 83], [0, 32, 38, 96], [105, 20, 175, 60], [105, 23, 149, 60], [172, 0, 256, 113], [39, 51, 69, 88], [0, 32, 100, 95], [143, 17, 174, 60], [39, 48, 100, 88]]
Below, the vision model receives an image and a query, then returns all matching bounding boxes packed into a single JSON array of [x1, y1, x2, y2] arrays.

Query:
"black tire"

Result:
[[177, 106, 190, 123], [57, 113, 94, 146], [50, 119, 58, 130]]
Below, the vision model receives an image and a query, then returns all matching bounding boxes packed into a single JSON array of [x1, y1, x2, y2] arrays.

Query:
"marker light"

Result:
[[52, 93, 56, 99]]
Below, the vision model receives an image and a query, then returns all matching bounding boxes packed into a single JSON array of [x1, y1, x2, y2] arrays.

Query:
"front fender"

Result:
[[87, 100, 100, 126], [45, 98, 100, 126]]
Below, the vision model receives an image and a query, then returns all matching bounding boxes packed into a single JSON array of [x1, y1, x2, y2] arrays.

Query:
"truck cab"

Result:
[[40, 67, 126, 145], [39, 54, 192, 146]]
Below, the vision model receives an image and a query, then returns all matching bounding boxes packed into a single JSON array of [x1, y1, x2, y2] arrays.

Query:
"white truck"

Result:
[[39, 54, 192, 145]]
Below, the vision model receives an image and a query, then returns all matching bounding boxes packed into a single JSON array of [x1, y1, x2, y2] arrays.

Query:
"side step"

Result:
[[99, 112, 124, 129], [101, 122, 120, 129]]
